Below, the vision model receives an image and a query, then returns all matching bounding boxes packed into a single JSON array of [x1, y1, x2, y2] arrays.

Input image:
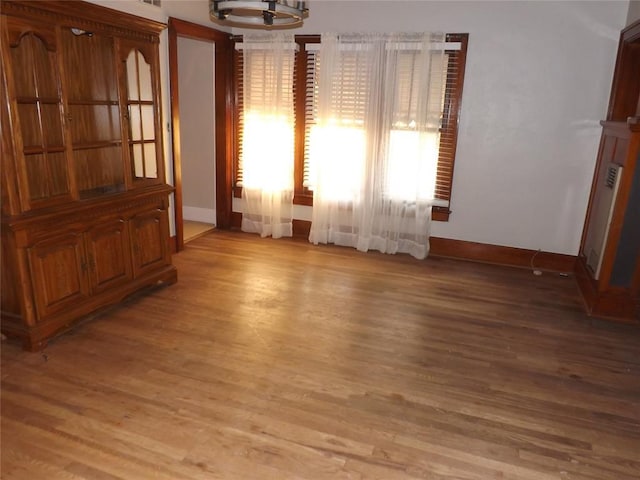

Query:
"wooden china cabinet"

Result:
[[1, 1, 177, 350], [575, 19, 640, 322]]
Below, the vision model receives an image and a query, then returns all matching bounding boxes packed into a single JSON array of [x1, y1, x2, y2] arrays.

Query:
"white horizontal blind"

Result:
[[402, 51, 446, 128]]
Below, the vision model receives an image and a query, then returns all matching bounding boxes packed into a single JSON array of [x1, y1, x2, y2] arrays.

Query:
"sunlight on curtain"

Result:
[[308, 123, 365, 202], [242, 112, 294, 192], [308, 33, 446, 259], [385, 130, 439, 201], [240, 33, 296, 238], [308, 117, 440, 203]]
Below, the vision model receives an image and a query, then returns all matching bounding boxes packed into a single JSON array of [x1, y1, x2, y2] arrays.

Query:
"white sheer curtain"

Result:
[[308, 33, 446, 259], [241, 33, 296, 238]]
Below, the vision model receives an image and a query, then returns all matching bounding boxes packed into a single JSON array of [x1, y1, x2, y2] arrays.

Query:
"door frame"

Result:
[[168, 17, 233, 252]]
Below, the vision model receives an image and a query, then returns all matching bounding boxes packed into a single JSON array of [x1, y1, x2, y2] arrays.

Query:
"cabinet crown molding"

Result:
[[1, 0, 166, 42]]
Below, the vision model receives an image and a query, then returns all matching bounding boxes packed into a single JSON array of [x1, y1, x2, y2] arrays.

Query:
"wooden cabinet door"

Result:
[[61, 28, 124, 200], [118, 39, 164, 188], [28, 232, 90, 319], [85, 219, 133, 294], [130, 209, 170, 277], [2, 16, 75, 211]]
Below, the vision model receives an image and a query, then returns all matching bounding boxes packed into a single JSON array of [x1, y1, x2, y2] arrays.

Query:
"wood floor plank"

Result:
[[2, 230, 639, 479]]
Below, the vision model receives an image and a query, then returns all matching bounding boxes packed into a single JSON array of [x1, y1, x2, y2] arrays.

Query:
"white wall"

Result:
[[178, 37, 216, 224], [89, 0, 628, 255]]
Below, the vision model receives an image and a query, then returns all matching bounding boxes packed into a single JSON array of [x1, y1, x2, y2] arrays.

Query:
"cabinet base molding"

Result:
[[2, 266, 177, 352], [1, 187, 176, 351]]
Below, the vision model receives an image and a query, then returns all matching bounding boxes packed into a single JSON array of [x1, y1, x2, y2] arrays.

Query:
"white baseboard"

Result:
[[183, 206, 216, 225]]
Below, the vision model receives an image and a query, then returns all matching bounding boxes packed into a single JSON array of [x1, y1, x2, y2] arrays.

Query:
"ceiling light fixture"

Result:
[[210, 0, 308, 29]]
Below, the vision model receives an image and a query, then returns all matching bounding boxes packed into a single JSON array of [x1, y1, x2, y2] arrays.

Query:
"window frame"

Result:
[[232, 33, 468, 221]]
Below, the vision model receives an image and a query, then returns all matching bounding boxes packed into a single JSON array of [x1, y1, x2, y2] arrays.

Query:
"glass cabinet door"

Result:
[[120, 41, 163, 186], [61, 28, 124, 199], [4, 19, 73, 209]]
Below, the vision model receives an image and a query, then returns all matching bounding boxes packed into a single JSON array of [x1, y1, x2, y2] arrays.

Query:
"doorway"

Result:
[[168, 18, 232, 251], [178, 36, 216, 242]]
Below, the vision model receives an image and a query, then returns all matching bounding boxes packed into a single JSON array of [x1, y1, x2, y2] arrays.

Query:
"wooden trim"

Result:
[[231, 214, 576, 273], [432, 206, 450, 222], [429, 237, 576, 273], [169, 234, 177, 254], [168, 19, 184, 252], [292, 219, 311, 238], [2, 184, 174, 229], [575, 255, 638, 322], [168, 18, 230, 43], [1, 1, 166, 38], [0, 34, 22, 216], [217, 29, 234, 230], [167, 18, 233, 252], [435, 33, 468, 210], [231, 211, 242, 229], [606, 18, 640, 122]]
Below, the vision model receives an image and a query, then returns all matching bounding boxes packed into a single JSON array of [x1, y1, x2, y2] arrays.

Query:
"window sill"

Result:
[[234, 187, 450, 221], [432, 206, 451, 222]]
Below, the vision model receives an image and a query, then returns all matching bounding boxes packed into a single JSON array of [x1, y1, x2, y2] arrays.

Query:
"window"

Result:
[[239, 41, 295, 192], [233, 33, 468, 221]]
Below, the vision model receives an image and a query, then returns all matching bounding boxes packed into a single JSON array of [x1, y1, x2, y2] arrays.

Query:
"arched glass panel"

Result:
[[126, 50, 157, 180]]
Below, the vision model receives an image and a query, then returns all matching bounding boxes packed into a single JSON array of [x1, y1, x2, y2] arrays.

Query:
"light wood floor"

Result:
[[183, 220, 215, 243], [2, 231, 639, 480]]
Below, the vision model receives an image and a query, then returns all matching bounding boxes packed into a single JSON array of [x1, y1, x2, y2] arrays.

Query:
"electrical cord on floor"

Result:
[[531, 249, 543, 276]]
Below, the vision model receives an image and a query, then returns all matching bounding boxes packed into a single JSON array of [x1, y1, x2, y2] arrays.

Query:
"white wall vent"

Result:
[[583, 163, 623, 279]]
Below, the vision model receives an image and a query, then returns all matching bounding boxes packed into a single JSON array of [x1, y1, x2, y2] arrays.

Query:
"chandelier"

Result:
[[210, 1, 308, 28]]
